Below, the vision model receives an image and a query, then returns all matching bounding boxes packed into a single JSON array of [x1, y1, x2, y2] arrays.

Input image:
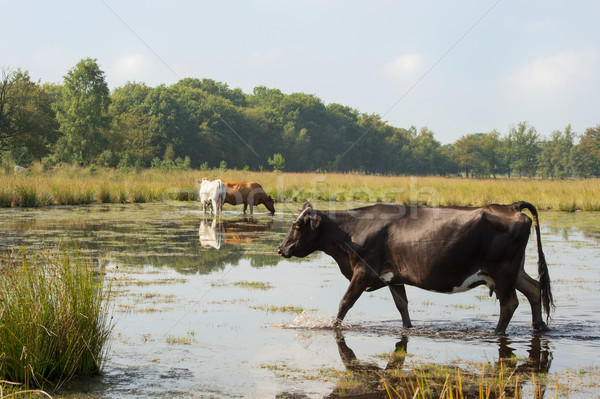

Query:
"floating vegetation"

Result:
[[134, 278, 187, 286], [250, 304, 307, 314], [233, 281, 273, 290]]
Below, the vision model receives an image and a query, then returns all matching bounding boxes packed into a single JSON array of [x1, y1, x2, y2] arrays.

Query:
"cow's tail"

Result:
[[515, 201, 555, 321]]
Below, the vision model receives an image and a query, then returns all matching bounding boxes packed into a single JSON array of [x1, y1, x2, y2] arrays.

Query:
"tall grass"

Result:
[[1, 163, 600, 210], [0, 247, 113, 390]]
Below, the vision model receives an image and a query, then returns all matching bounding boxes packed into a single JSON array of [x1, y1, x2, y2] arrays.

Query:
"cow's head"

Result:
[[278, 202, 322, 258], [264, 195, 276, 215]]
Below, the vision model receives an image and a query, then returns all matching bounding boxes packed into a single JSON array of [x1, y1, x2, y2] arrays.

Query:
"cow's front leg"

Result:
[[389, 284, 412, 328], [335, 267, 369, 328], [243, 202, 248, 214]]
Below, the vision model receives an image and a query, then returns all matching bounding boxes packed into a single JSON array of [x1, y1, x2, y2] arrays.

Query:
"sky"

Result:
[[3, 0, 599, 144]]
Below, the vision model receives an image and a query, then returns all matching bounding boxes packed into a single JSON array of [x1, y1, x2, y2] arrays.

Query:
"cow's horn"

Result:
[[298, 202, 313, 212], [296, 203, 313, 222]]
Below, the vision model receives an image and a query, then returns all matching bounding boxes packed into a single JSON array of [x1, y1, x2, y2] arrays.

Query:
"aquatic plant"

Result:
[[0, 247, 113, 390]]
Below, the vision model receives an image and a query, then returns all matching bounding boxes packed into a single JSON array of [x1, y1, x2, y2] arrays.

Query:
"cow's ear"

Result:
[[299, 202, 312, 212], [310, 215, 321, 230]]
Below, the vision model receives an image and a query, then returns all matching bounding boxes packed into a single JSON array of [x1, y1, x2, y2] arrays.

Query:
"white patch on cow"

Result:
[[380, 271, 394, 282], [451, 270, 495, 294]]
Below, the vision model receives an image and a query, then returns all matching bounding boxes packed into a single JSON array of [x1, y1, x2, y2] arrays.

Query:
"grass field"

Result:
[[2, 164, 599, 211]]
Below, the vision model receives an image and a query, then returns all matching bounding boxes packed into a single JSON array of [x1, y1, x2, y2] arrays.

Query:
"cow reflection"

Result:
[[198, 217, 274, 250], [198, 218, 225, 249], [328, 330, 552, 398], [334, 329, 408, 374], [223, 217, 274, 245]]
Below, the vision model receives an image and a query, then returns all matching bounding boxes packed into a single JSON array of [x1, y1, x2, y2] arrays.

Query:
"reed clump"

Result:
[[0, 247, 113, 390], [1, 164, 599, 211]]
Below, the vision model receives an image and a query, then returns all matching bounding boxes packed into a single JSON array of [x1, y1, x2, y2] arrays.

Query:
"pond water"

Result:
[[1, 202, 599, 398]]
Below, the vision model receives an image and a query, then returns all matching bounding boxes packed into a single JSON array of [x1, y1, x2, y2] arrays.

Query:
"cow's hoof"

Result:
[[494, 328, 508, 336], [533, 321, 550, 332], [333, 318, 343, 329]]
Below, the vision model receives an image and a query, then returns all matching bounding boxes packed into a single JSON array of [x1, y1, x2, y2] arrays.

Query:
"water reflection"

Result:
[[198, 216, 275, 250], [0, 204, 287, 274], [328, 330, 552, 398], [198, 218, 225, 249]]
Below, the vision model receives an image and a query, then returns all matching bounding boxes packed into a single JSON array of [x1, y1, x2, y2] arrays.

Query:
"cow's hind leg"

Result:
[[389, 284, 412, 328], [495, 289, 519, 335], [516, 269, 548, 331], [216, 197, 223, 215]]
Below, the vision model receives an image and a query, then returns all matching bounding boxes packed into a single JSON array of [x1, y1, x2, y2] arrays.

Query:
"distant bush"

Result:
[[151, 156, 192, 172], [97, 150, 118, 168]]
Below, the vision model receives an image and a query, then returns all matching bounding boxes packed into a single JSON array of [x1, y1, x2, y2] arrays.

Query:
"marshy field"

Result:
[[1, 168, 600, 398], [2, 165, 600, 210]]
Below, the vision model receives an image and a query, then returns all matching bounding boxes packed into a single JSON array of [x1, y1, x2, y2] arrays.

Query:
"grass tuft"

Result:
[[0, 247, 113, 390]]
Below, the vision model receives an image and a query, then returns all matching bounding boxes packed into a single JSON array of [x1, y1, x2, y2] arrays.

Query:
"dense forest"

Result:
[[1, 57, 599, 178]]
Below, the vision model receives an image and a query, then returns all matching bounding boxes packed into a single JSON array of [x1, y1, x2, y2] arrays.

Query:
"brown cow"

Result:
[[222, 181, 275, 214]]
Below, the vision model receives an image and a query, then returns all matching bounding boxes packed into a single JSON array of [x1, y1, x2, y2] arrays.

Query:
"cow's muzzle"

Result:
[[277, 246, 291, 258]]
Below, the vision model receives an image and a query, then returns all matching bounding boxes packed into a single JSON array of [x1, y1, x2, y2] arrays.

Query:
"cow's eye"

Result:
[[293, 222, 300, 230]]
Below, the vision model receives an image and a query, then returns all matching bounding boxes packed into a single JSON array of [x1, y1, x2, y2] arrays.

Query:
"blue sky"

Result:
[[3, 0, 599, 143]]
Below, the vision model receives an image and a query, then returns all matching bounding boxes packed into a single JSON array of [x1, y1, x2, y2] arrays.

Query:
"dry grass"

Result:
[[2, 164, 599, 211]]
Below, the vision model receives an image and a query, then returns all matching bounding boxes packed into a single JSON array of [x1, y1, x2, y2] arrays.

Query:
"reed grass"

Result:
[[0, 247, 113, 391], [1, 163, 599, 210]]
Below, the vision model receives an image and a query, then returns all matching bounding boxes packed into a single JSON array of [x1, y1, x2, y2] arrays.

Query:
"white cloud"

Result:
[[113, 54, 146, 77], [383, 53, 427, 76], [504, 49, 598, 94], [244, 49, 285, 67]]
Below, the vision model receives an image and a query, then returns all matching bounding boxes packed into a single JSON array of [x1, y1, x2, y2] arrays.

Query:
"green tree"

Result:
[[509, 122, 539, 178], [109, 82, 158, 165], [0, 68, 59, 159], [408, 127, 444, 175], [574, 125, 600, 177], [453, 134, 482, 177], [539, 125, 575, 179], [268, 152, 285, 172], [54, 58, 111, 164], [480, 130, 503, 178]]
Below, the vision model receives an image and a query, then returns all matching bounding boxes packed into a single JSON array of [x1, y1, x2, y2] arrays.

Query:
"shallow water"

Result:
[[1, 202, 599, 398]]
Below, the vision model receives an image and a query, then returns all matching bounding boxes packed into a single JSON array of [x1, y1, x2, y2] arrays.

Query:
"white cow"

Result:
[[198, 178, 226, 215], [14, 165, 29, 174], [198, 218, 225, 249]]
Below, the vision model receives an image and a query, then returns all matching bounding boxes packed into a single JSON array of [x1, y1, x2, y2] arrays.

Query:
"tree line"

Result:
[[1, 58, 599, 178]]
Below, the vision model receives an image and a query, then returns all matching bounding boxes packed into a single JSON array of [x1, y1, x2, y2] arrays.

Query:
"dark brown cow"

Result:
[[278, 202, 554, 335], [222, 181, 275, 214]]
